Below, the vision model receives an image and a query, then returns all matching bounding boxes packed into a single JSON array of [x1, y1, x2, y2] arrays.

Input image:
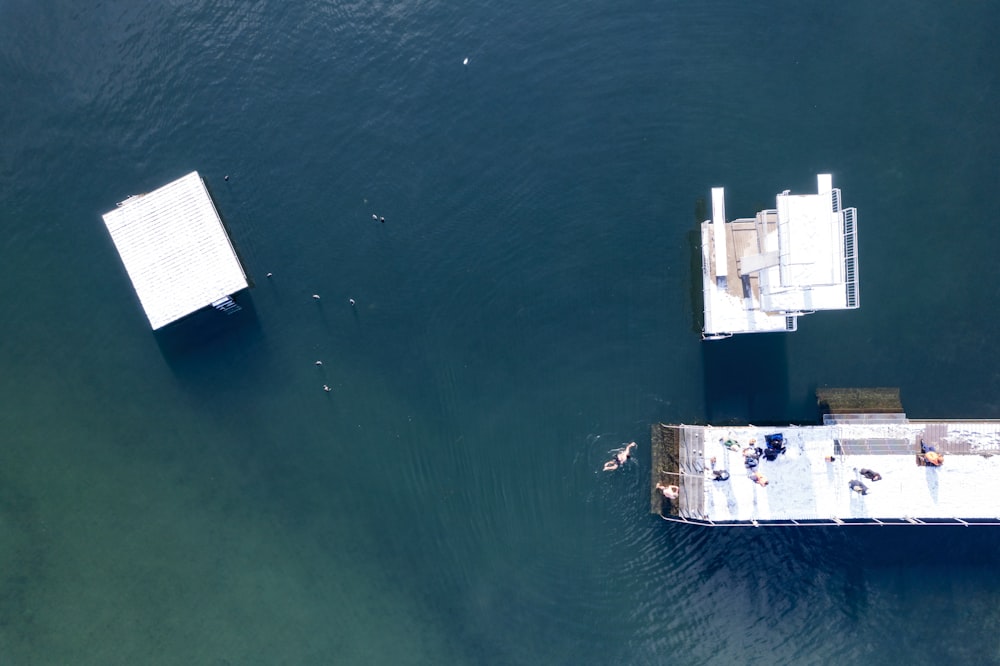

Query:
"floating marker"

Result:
[[463, 57, 469, 65]]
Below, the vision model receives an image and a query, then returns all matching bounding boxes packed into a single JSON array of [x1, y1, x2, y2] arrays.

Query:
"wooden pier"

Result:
[[651, 389, 1000, 525]]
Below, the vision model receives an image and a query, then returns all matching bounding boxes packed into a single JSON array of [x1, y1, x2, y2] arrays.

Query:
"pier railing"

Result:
[[842, 207, 859, 308], [659, 515, 1000, 527]]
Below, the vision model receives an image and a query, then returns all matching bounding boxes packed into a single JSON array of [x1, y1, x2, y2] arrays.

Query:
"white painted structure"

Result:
[[663, 421, 1000, 526], [701, 174, 859, 339], [102, 171, 248, 330]]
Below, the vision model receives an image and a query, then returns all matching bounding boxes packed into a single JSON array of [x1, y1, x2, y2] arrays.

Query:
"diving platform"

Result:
[[651, 391, 1000, 526], [102, 171, 248, 330], [700, 173, 859, 339]]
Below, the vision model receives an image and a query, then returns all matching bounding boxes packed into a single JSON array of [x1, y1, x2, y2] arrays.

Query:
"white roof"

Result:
[[711, 187, 727, 278], [775, 193, 841, 287], [700, 173, 858, 337], [683, 422, 1000, 524], [102, 171, 248, 329]]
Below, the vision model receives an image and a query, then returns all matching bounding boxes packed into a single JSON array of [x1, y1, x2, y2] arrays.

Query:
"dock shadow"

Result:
[[700, 333, 790, 424], [153, 290, 267, 386]]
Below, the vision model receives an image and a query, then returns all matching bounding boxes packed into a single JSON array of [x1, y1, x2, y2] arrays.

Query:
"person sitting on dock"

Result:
[[603, 442, 637, 471], [848, 479, 869, 495], [750, 471, 768, 487], [742, 447, 760, 470], [860, 468, 882, 482], [656, 482, 680, 500]]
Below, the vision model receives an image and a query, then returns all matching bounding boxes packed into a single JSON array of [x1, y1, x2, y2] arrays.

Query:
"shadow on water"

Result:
[[700, 334, 791, 424], [153, 290, 265, 381], [686, 228, 704, 337], [657, 521, 1000, 636], [688, 198, 706, 336]]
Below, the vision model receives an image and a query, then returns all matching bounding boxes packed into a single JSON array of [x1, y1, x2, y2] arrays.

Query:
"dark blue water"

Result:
[[3, 1, 1000, 663]]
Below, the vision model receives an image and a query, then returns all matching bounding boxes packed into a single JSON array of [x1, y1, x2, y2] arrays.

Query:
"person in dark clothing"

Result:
[[848, 479, 869, 495], [709, 456, 730, 481], [860, 468, 882, 482]]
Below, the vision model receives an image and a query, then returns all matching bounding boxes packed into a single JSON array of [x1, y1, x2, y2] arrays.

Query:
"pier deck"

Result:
[[102, 171, 248, 330], [651, 421, 1000, 525]]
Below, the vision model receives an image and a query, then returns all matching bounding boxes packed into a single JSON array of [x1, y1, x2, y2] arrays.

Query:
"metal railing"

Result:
[[659, 514, 1000, 527], [842, 207, 859, 308]]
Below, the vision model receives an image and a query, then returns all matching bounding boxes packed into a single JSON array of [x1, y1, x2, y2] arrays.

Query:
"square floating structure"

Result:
[[102, 171, 248, 330], [700, 173, 859, 339]]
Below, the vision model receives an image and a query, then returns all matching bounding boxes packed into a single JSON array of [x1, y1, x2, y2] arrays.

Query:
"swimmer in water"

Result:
[[602, 441, 637, 471]]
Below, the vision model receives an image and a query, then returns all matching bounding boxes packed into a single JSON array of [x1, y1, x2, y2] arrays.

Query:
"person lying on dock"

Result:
[[602, 442, 637, 471], [921, 451, 944, 466], [656, 483, 680, 500], [709, 457, 730, 481], [750, 471, 768, 487], [919, 440, 944, 466], [860, 468, 882, 482], [742, 447, 760, 470], [848, 480, 869, 495]]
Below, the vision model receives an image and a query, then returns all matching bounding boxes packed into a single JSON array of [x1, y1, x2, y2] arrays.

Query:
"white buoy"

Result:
[[312, 294, 321, 299], [349, 298, 356, 306], [372, 214, 378, 220], [463, 57, 469, 65], [315, 360, 323, 366]]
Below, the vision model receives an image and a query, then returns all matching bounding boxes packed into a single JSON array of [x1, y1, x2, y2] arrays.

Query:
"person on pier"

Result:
[[919, 439, 944, 467], [860, 468, 882, 481], [709, 456, 730, 481], [656, 482, 680, 500], [849, 479, 869, 495]]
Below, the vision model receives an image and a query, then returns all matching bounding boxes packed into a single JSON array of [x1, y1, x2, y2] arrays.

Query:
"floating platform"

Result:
[[102, 171, 248, 329], [651, 391, 1000, 526], [700, 174, 859, 339]]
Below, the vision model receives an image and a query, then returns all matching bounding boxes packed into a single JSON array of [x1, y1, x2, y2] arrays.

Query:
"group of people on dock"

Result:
[[716, 434, 788, 488], [849, 468, 883, 496], [612, 435, 946, 509]]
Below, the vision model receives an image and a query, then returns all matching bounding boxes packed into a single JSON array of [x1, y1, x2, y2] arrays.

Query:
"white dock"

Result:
[[102, 171, 248, 330], [700, 173, 859, 339], [653, 421, 1000, 526]]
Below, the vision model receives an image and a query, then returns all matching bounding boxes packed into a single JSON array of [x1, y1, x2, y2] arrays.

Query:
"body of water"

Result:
[[2, 1, 1000, 663]]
